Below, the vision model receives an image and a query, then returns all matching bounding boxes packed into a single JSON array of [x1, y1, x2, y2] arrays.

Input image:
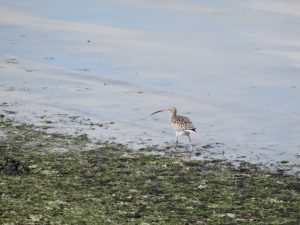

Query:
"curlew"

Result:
[[151, 107, 196, 150]]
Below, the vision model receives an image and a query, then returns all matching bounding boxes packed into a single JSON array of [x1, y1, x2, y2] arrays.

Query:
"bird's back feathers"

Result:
[[171, 115, 196, 133]]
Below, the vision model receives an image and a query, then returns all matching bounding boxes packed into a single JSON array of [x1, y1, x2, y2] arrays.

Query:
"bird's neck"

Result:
[[169, 110, 177, 122]]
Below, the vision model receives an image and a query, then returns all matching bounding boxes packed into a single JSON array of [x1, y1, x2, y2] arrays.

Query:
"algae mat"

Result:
[[0, 118, 299, 225]]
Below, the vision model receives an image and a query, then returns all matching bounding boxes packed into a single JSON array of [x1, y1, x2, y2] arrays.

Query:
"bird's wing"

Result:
[[176, 116, 196, 130]]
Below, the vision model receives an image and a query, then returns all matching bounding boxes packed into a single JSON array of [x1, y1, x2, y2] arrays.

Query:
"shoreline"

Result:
[[0, 110, 299, 176]]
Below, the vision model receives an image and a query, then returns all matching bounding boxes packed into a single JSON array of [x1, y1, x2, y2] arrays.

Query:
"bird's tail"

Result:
[[187, 128, 196, 133]]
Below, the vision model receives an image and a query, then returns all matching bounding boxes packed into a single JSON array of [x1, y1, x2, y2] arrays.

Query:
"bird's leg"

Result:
[[175, 135, 178, 150], [188, 135, 192, 150]]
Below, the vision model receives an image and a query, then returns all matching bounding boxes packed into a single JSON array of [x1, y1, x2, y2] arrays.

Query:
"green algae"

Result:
[[0, 118, 299, 225]]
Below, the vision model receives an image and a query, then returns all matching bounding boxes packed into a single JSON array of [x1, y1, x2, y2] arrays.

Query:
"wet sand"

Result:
[[1, 0, 300, 169]]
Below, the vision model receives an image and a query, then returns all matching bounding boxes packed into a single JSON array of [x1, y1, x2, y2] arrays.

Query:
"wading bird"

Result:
[[151, 107, 196, 150]]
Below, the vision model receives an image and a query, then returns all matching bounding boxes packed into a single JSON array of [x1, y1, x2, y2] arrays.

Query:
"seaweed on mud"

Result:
[[0, 118, 300, 225]]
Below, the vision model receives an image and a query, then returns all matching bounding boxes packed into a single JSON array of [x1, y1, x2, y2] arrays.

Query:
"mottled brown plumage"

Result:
[[151, 107, 196, 149]]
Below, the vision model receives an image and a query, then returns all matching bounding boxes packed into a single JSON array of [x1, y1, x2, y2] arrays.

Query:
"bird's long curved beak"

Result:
[[151, 110, 163, 116]]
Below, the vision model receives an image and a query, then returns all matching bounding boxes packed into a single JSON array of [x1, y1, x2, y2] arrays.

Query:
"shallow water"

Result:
[[0, 0, 300, 166]]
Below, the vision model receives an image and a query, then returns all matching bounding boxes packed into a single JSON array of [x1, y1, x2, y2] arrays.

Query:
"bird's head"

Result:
[[151, 107, 177, 116]]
